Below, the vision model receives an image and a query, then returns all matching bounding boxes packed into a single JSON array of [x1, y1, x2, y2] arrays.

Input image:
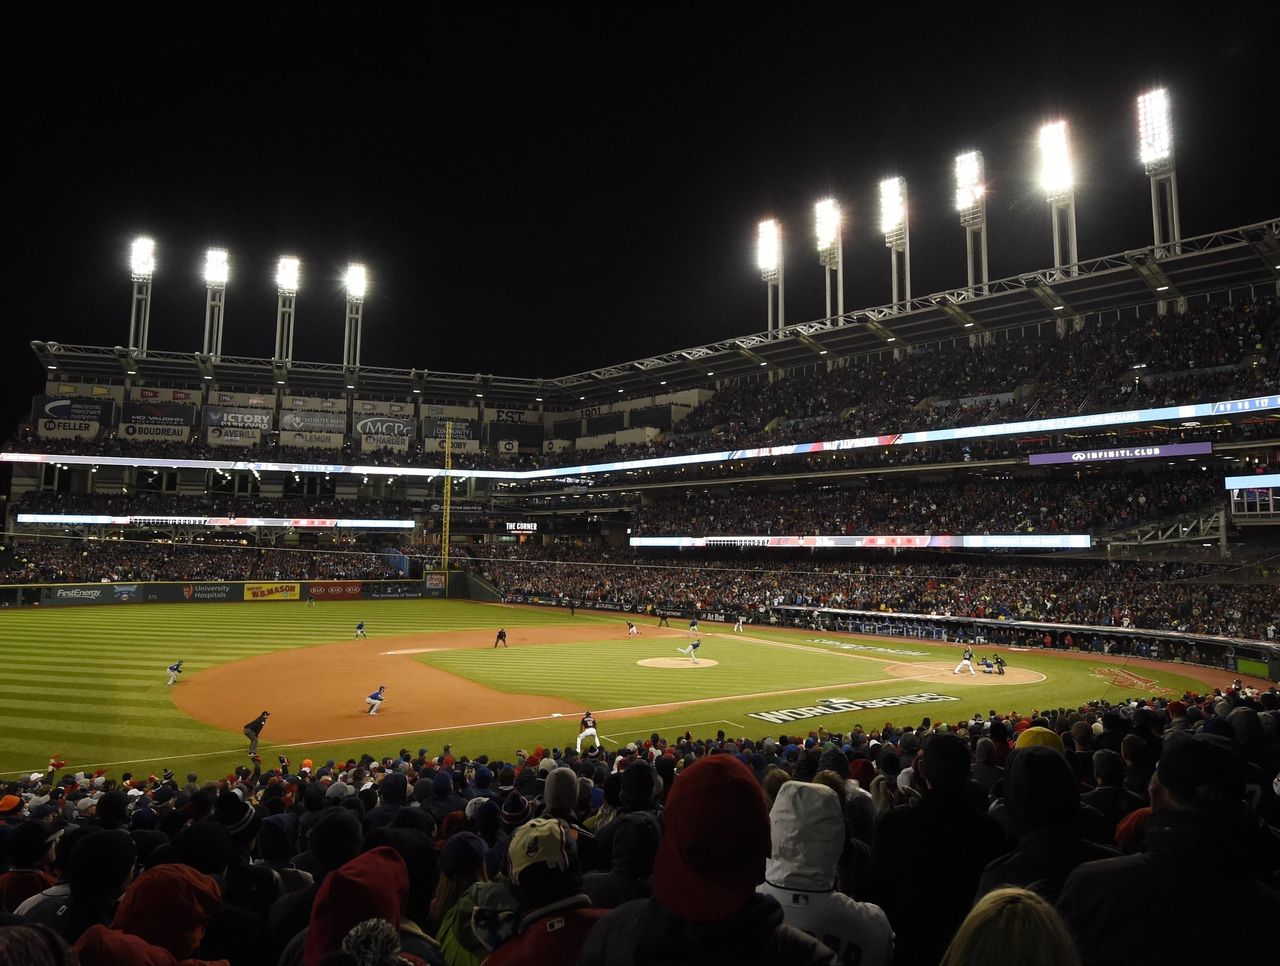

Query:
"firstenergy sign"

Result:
[[747, 691, 959, 724]]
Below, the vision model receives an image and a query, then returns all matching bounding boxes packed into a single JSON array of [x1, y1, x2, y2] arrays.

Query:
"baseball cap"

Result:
[[1014, 726, 1065, 754], [1156, 735, 1244, 814], [508, 817, 571, 884]]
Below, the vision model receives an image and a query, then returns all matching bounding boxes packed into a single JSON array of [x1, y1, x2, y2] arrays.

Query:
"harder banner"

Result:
[[353, 415, 416, 438], [306, 580, 364, 599], [360, 434, 410, 453], [205, 407, 274, 430], [207, 427, 261, 446], [37, 419, 100, 440], [279, 410, 347, 432], [243, 582, 301, 601], [130, 387, 200, 404], [281, 430, 345, 450], [122, 402, 199, 426], [31, 396, 115, 425], [119, 423, 191, 441]]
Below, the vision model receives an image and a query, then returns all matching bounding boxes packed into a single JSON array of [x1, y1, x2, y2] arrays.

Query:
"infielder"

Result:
[[355, 621, 368, 639], [494, 627, 508, 648], [688, 615, 699, 634], [626, 621, 639, 637], [365, 685, 387, 715], [677, 638, 703, 664], [953, 645, 977, 676], [576, 710, 598, 752], [166, 660, 184, 686]]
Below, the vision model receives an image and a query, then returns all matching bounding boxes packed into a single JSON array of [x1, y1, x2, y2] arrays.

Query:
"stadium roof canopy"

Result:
[[31, 218, 1279, 408]]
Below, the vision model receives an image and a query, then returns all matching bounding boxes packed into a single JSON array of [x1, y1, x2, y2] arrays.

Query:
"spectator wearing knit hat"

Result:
[[429, 832, 486, 933], [0, 822, 55, 913], [578, 755, 837, 965]]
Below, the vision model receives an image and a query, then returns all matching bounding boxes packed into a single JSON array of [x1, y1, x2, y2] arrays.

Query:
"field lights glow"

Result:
[[345, 263, 367, 300], [954, 151, 984, 212], [879, 178, 905, 235], [1138, 87, 1172, 167], [276, 256, 300, 294], [815, 199, 840, 252], [204, 248, 229, 287], [757, 219, 780, 273], [130, 237, 155, 280], [1039, 121, 1073, 199]]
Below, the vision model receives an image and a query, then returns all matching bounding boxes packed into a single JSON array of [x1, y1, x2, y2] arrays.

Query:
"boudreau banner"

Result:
[[353, 414, 416, 438], [31, 396, 115, 425], [47, 382, 125, 404], [207, 426, 261, 446], [353, 399, 416, 417], [279, 410, 347, 433], [212, 390, 273, 409], [281, 430, 344, 450], [359, 433, 410, 453], [205, 407, 274, 430], [282, 394, 347, 413], [119, 422, 191, 441], [122, 402, 199, 426], [37, 418, 100, 440], [130, 386, 201, 404]]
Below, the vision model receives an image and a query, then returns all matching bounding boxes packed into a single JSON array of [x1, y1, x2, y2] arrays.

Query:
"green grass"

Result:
[[0, 600, 1212, 780]]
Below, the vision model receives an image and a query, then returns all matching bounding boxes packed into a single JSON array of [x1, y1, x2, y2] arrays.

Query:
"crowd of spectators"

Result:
[[11, 491, 416, 521], [1, 686, 1276, 964], [633, 467, 1222, 537], [472, 546, 1280, 641]]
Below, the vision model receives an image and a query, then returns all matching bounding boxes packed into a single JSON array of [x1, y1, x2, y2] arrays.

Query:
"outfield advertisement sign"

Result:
[[243, 582, 301, 601], [629, 534, 1092, 550], [42, 584, 111, 605], [367, 581, 426, 599], [119, 423, 192, 441], [747, 692, 960, 724], [1029, 441, 1212, 465], [206, 407, 274, 430], [37, 419, 101, 440], [306, 581, 364, 599], [122, 402, 199, 426], [32, 396, 116, 425], [207, 427, 261, 446], [280, 411, 347, 433]]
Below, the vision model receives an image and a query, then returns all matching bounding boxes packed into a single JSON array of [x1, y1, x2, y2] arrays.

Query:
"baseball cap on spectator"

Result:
[[326, 781, 351, 800], [440, 831, 487, 879], [508, 817, 574, 885], [474, 766, 493, 790], [538, 757, 556, 775], [1155, 735, 1245, 814], [1015, 726, 1065, 754], [651, 755, 771, 923], [0, 794, 22, 816], [876, 750, 902, 778]]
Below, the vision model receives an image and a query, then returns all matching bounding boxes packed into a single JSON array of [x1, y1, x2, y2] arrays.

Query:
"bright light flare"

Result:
[[1138, 88, 1172, 166], [276, 256, 300, 294], [815, 199, 841, 252], [879, 178, 905, 235], [954, 151, 984, 211], [1039, 121, 1073, 198], [204, 248, 228, 286], [757, 219, 780, 273], [344, 263, 367, 300], [130, 237, 155, 279]]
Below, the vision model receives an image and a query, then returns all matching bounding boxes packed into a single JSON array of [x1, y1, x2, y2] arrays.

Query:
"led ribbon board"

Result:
[[1223, 474, 1280, 490], [628, 534, 1091, 549], [15, 514, 414, 528]]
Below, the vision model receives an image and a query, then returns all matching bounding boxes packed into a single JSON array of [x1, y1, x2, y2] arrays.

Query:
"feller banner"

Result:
[[306, 580, 364, 599], [205, 407, 274, 430], [122, 402, 199, 426], [207, 427, 261, 446], [119, 422, 191, 441], [279, 410, 347, 432], [130, 387, 201, 404], [31, 396, 115, 425], [281, 430, 344, 450], [37, 418, 100, 440], [243, 582, 301, 601]]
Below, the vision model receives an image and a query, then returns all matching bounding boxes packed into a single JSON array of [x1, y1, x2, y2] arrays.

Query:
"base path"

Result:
[[882, 662, 1045, 687], [174, 626, 602, 745]]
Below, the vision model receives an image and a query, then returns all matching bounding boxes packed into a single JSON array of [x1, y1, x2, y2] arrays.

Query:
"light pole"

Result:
[[955, 151, 988, 294], [815, 199, 844, 319], [1138, 87, 1180, 256], [1039, 121, 1078, 275], [880, 177, 910, 305], [342, 263, 367, 366], [757, 220, 784, 336], [202, 248, 228, 359], [274, 257, 299, 362], [128, 237, 155, 354]]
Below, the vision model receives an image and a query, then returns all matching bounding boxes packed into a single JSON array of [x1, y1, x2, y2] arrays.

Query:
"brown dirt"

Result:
[[881, 662, 1045, 686], [174, 626, 599, 745], [636, 658, 721, 669]]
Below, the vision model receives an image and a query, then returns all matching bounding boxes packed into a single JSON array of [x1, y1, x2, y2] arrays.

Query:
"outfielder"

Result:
[[166, 660, 184, 686], [576, 710, 598, 752], [626, 620, 639, 637], [953, 645, 977, 676], [365, 685, 387, 715], [355, 621, 368, 639], [677, 638, 703, 664]]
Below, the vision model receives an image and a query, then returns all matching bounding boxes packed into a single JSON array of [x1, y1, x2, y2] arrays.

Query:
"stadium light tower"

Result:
[[202, 248, 228, 360], [1138, 87, 1181, 256], [128, 236, 155, 355], [1039, 120, 1078, 275], [342, 263, 367, 367], [757, 219, 784, 336], [815, 199, 844, 319], [955, 151, 989, 294], [879, 177, 910, 305], [274, 256, 299, 363]]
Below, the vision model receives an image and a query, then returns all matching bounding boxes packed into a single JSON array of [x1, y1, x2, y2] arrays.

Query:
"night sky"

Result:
[[6, 6, 1278, 432]]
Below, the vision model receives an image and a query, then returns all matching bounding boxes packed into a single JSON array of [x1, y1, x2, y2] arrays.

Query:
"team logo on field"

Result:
[[1089, 666, 1170, 694]]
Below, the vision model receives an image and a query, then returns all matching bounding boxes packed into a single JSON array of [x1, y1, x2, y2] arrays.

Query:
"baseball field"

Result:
[[0, 597, 1234, 779]]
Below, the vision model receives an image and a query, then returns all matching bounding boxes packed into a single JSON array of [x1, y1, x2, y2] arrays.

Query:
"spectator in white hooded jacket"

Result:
[[759, 781, 894, 966]]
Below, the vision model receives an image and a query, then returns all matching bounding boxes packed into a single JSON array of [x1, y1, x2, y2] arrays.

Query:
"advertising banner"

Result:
[[206, 407, 274, 430], [426, 437, 480, 453], [353, 399, 415, 416], [629, 534, 1092, 550], [424, 573, 446, 590], [47, 381, 125, 404], [212, 390, 273, 409], [31, 396, 115, 425], [306, 580, 365, 600], [1029, 441, 1213, 465], [282, 394, 347, 413], [42, 584, 112, 606], [353, 415, 416, 438], [130, 387, 200, 404], [119, 423, 191, 441], [422, 403, 476, 420], [122, 402, 199, 426], [281, 430, 345, 450], [172, 583, 237, 602], [37, 419, 100, 440], [243, 582, 301, 601], [207, 427, 261, 446], [497, 439, 520, 455], [367, 580, 425, 599], [279, 410, 347, 433], [359, 434, 411, 453]]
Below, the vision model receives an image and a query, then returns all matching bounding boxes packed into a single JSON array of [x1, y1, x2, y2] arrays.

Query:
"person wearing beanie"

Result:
[[430, 832, 487, 933], [213, 791, 262, 857], [579, 756, 837, 965], [1059, 734, 1279, 963], [0, 821, 56, 913], [484, 817, 603, 965], [267, 808, 365, 960], [759, 781, 894, 966], [367, 772, 409, 830], [500, 791, 533, 835], [426, 771, 466, 826], [361, 827, 442, 964], [1014, 726, 1065, 755]]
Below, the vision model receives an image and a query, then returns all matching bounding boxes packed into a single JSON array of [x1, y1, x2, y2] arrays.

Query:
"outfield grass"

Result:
[[0, 599, 1210, 780]]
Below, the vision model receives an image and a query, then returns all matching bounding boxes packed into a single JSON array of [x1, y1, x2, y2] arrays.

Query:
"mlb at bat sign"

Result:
[[205, 407, 273, 430], [37, 419, 100, 440], [1029, 441, 1213, 465], [747, 692, 960, 724], [243, 582, 301, 601], [130, 387, 200, 404], [306, 581, 364, 599], [208, 427, 261, 446], [122, 402, 199, 426], [32, 396, 115, 425], [282, 431, 345, 450], [119, 423, 190, 441], [280, 411, 347, 432]]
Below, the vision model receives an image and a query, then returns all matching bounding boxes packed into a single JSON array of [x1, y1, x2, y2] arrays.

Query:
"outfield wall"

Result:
[[0, 578, 445, 607]]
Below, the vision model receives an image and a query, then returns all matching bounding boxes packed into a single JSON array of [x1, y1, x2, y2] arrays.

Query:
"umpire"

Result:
[[244, 710, 270, 759]]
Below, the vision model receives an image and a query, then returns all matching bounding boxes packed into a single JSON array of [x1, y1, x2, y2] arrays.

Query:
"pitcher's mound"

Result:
[[637, 658, 720, 669], [882, 662, 1044, 686]]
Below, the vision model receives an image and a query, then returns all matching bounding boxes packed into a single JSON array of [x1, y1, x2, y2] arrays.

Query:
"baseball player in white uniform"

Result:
[[953, 646, 977, 675], [733, 615, 744, 632], [576, 711, 598, 752], [626, 621, 639, 636]]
